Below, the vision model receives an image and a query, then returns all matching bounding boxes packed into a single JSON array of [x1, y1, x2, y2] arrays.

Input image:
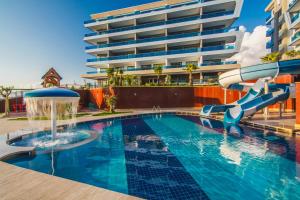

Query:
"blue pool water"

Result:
[[6, 114, 300, 200]]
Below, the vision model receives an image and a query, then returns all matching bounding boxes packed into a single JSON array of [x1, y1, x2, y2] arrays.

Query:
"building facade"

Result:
[[266, 0, 300, 53], [81, 0, 244, 86]]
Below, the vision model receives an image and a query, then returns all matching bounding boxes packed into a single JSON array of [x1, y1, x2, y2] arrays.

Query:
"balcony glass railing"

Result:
[[87, 44, 235, 63], [84, 0, 216, 25], [265, 14, 272, 23], [291, 32, 300, 43], [85, 27, 239, 50], [291, 12, 300, 23], [266, 40, 273, 49], [86, 61, 238, 74], [84, 10, 234, 37], [289, 0, 297, 9], [266, 28, 274, 37]]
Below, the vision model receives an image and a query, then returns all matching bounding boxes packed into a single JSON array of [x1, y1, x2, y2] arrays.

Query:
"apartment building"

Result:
[[81, 0, 244, 85], [266, 0, 300, 53]]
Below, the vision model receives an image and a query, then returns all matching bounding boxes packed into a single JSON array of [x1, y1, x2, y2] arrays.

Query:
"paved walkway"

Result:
[[0, 108, 198, 136], [0, 162, 140, 200]]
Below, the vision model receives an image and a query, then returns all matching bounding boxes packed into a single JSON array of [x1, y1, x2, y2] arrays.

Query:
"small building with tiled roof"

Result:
[[41, 68, 62, 88]]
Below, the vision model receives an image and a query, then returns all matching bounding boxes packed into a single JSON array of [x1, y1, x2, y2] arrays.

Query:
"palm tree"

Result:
[[104, 94, 117, 113], [125, 75, 133, 86], [284, 50, 300, 59], [106, 68, 115, 86], [260, 52, 281, 63], [119, 69, 124, 86], [0, 86, 13, 117], [165, 75, 171, 85], [153, 65, 163, 85], [185, 64, 198, 86]]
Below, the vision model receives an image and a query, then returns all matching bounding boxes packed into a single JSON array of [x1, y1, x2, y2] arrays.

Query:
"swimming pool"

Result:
[[5, 114, 300, 200]]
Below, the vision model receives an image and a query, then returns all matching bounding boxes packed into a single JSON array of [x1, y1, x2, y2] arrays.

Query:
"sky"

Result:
[[0, 0, 270, 88]]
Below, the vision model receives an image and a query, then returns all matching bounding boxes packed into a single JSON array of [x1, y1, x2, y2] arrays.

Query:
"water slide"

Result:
[[201, 59, 300, 124], [200, 78, 265, 116]]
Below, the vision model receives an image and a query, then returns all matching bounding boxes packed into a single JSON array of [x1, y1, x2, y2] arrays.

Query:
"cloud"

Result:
[[229, 25, 270, 67]]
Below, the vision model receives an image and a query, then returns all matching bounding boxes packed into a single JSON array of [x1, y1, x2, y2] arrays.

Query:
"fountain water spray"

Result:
[[24, 87, 80, 140]]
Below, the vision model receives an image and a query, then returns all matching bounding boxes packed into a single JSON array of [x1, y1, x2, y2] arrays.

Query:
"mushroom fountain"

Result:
[[22, 87, 83, 148]]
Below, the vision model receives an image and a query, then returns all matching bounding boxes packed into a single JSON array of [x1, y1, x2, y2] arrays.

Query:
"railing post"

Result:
[[264, 80, 269, 118]]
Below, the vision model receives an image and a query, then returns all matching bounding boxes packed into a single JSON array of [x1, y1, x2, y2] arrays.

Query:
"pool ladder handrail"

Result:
[[152, 105, 162, 113], [152, 106, 162, 120]]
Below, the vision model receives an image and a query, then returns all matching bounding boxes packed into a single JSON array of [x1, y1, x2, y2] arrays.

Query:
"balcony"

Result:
[[289, 0, 297, 8], [84, 10, 234, 38], [85, 61, 238, 74], [265, 14, 273, 25], [266, 28, 274, 37], [290, 31, 300, 46], [291, 12, 300, 23], [87, 44, 235, 63], [84, 0, 218, 25], [289, 0, 300, 12], [266, 40, 273, 49], [85, 27, 239, 50]]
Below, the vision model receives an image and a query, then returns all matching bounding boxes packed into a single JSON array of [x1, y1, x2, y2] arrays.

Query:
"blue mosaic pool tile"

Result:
[[121, 118, 209, 200]]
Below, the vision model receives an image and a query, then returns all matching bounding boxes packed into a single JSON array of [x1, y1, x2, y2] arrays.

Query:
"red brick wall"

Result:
[[75, 90, 89, 109], [1, 85, 296, 112], [85, 86, 295, 110], [85, 87, 242, 109], [113, 87, 194, 108], [296, 83, 300, 125]]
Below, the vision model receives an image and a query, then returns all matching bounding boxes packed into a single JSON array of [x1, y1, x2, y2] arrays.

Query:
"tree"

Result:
[[260, 52, 281, 63], [284, 50, 300, 58], [0, 86, 13, 117], [185, 64, 198, 86], [104, 94, 117, 113], [125, 75, 133, 86], [106, 68, 115, 86], [165, 75, 171, 85], [153, 65, 163, 85], [118, 68, 124, 86]]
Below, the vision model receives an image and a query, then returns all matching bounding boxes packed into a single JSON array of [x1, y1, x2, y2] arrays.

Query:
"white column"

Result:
[[51, 100, 57, 139], [199, 56, 203, 66], [135, 61, 141, 69], [264, 80, 269, 118], [199, 72, 203, 84]]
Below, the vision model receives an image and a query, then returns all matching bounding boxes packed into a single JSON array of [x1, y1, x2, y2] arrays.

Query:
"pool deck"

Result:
[[0, 162, 140, 200], [0, 108, 298, 200], [208, 111, 298, 135]]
